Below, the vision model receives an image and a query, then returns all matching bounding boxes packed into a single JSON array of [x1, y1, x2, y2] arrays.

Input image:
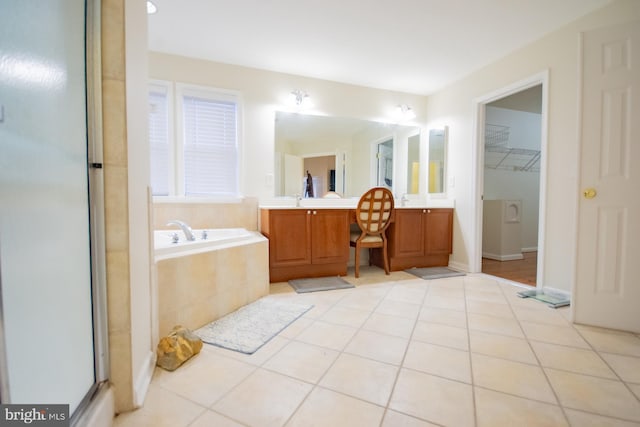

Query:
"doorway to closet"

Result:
[[476, 79, 546, 287]]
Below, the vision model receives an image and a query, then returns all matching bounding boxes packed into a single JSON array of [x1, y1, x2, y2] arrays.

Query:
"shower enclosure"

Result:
[[0, 0, 107, 420]]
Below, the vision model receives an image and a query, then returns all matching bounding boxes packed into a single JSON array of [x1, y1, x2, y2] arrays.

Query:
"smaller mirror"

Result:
[[407, 133, 420, 194], [428, 127, 447, 194]]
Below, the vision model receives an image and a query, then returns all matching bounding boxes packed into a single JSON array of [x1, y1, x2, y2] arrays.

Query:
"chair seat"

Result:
[[350, 232, 383, 244]]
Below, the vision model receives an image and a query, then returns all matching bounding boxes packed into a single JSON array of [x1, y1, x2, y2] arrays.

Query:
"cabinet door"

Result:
[[310, 209, 349, 264], [393, 209, 425, 258], [425, 209, 453, 255], [269, 210, 311, 267]]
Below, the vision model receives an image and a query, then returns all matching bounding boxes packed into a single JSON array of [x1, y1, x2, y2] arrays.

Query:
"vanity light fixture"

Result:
[[289, 90, 311, 108], [394, 104, 416, 121], [147, 1, 158, 14]]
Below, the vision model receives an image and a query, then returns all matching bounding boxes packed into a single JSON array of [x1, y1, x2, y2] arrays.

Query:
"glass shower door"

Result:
[[0, 0, 97, 415]]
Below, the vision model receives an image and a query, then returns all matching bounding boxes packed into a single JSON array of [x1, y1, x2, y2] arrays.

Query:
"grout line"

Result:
[[188, 408, 250, 427], [281, 277, 398, 427], [461, 275, 479, 427], [497, 277, 574, 426], [378, 275, 433, 426], [570, 325, 640, 405], [133, 271, 639, 427], [188, 289, 348, 422]]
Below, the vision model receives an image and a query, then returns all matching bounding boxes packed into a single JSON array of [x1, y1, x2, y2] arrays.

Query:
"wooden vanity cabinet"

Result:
[[260, 208, 350, 282], [375, 208, 453, 271]]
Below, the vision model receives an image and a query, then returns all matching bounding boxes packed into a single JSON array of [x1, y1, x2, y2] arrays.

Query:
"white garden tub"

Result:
[[153, 228, 264, 261]]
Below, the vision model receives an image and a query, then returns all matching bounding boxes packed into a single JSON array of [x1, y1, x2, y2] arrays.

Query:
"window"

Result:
[[148, 81, 241, 198]]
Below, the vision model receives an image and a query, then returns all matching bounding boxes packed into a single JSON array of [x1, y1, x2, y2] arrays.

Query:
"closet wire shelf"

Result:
[[484, 124, 540, 172]]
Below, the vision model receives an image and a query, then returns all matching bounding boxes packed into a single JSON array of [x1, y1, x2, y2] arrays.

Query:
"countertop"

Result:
[[259, 197, 455, 210]]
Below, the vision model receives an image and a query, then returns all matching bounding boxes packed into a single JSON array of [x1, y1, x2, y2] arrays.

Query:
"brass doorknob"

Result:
[[583, 188, 597, 199]]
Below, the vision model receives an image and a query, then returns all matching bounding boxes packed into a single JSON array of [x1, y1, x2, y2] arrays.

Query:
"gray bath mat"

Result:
[[289, 276, 354, 293], [406, 267, 466, 280], [194, 298, 313, 354]]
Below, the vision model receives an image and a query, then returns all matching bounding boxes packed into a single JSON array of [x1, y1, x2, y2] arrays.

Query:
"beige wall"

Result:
[[303, 156, 335, 196], [426, 0, 640, 292]]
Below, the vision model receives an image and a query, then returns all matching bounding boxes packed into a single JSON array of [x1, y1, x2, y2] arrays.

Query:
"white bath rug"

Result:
[[194, 298, 313, 354]]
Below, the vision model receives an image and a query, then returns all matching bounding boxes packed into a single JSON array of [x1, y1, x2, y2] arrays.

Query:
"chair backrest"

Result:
[[356, 187, 395, 235]]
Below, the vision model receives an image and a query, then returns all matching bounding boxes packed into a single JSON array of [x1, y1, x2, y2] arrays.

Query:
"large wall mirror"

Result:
[[274, 111, 420, 198], [428, 127, 447, 194]]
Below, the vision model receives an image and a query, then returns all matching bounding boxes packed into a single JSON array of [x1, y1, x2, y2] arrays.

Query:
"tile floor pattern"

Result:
[[114, 268, 640, 427]]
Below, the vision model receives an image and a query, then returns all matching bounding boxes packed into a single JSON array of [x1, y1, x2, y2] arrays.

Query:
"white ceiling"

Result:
[[148, 0, 611, 95]]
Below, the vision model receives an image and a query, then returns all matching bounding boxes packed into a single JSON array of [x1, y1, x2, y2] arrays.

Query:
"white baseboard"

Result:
[[521, 247, 538, 253], [541, 285, 572, 300], [482, 252, 524, 261], [133, 350, 156, 408], [482, 274, 532, 290], [448, 260, 468, 272], [72, 383, 114, 427]]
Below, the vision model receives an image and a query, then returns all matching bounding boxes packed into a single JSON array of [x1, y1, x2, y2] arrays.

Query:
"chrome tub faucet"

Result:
[[166, 220, 196, 241]]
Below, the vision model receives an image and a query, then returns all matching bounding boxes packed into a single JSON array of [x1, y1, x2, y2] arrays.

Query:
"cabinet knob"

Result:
[[307, 210, 311, 215], [427, 209, 431, 213], [313, 210, 317, 215], [422, 209, 426, 213]]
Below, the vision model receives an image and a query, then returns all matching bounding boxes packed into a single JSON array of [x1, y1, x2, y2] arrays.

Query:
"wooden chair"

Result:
[[350, 187, 395, 278]]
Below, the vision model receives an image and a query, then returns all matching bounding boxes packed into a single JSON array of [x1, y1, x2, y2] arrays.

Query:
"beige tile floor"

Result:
[[114, 267, 640, 427]]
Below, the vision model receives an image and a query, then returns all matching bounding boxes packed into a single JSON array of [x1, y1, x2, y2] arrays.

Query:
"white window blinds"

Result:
[[149, 88, 170, 196], [182, 95, 238, 196]]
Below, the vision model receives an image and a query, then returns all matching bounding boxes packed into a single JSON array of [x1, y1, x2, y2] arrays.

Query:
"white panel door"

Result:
[[575, 20, 640, 332], [283, 153, 303, 196]]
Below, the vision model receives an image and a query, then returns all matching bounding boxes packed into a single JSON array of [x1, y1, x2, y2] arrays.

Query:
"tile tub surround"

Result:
[[115, 269, 640, 426], [153, 198, 259, 231], [156, 236, 269, 336]]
